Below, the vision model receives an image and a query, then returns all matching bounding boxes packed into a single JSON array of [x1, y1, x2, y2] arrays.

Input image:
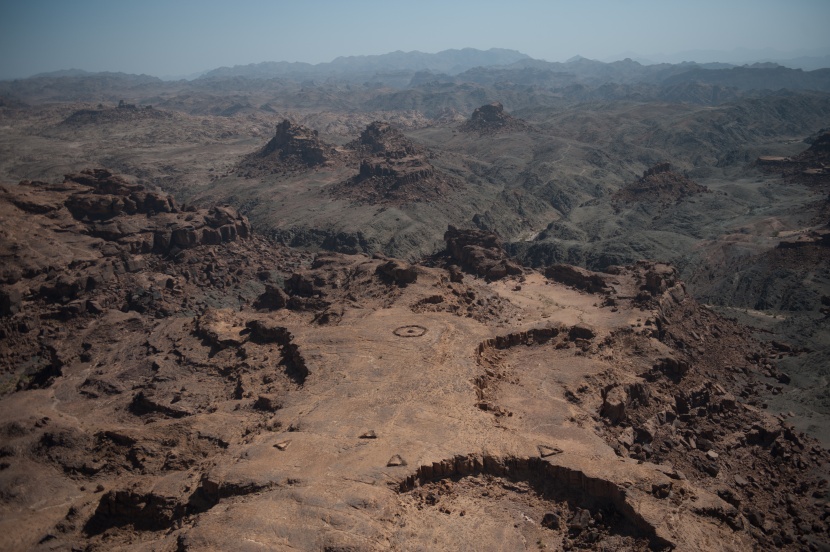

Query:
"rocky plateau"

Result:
[[0, 170, 828, 551]]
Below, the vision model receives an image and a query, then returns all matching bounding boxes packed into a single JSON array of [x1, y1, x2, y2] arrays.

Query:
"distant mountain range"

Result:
[[12, 46, 830, 85], [604, 48, 830, 72], [4, 48, 830, 105], [200, 48, 532, 80], [193, 48, 830, 92]]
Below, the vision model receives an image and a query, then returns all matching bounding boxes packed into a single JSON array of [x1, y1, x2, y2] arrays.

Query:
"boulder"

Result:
[[376, 259, 418, 286], [284, 273, 320, 297], [569, 323, 596, 340], [444, 225, 522, 280], [545, 264, 609, 293], [253, 394, 282, 412], [600, 386, 628, 424], [0, 287, 22, 316], [254, 284, 288, 310], [640, 262, 677, 295]]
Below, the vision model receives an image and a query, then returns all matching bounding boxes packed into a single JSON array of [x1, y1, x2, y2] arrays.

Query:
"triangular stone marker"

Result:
[[360, 430, 377, 439], [538, 444, 563, 458], [274, 440, 291, 451], [387, 454, 406, 467]]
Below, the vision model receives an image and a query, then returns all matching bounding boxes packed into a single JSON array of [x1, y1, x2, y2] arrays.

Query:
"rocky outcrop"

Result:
[[331, 121, 457, 204], [245, 319, 308, 383], [356, 156, 434, 186], [253, 284, 289, 310], [13, 169, 252, 257], [614, 163, 708, 205], [252, 270, 330, 314], [62, 168, 176, 220], [393, 452, 758, 550], [631, 261, 685, 307], [261, 119, 332, 166], [476, 325, 565, 357], [444, 225, 523, 280], [0, 169, 253, 326], [544, 264, 610, 294], [460, 102, 531, 134], [640, 261, 678, 295], [375, 257, 418, 286], [349, 120, 421, 157], [241, 119, 335, 172]]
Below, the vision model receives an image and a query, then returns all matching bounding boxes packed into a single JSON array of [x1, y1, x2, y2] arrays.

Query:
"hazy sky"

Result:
[[1, 0, 829, 79]]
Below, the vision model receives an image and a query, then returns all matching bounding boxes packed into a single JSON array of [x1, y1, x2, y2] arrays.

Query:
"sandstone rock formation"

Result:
[[444, 225, 524, 280], [0, 169, 252, 331], [240, 119, 336, 173], [373, 255, 419, 286], [545, 264, 611, 294], [330, 121, 458, 204], [459, 101, 531, 134], [5, 169, 250, 263]]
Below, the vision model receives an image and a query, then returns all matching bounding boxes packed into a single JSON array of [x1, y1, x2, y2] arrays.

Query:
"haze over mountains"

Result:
[[5, 47, 830, 117], [605, 47, 830, 72], [17, 46, 830, 83]]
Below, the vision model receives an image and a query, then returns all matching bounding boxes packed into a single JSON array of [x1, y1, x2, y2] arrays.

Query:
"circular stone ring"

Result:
[[393, 325, 427, 338]]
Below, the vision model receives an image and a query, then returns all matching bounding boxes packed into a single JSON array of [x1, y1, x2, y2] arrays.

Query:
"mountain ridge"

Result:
[[201, 47, 531, 80]]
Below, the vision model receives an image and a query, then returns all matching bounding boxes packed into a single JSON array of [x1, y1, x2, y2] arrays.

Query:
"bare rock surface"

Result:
[[0, 172, 829, 551]]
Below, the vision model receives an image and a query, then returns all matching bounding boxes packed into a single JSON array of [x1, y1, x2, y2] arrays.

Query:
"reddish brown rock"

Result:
[[375, 258, 418, 286], [544, 264, 609, 293], [242, 119, 335, 171], [444, 225, 523, 280]]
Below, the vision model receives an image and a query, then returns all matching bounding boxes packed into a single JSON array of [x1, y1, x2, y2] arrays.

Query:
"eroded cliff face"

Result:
[[0, 171, 828, 551]]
